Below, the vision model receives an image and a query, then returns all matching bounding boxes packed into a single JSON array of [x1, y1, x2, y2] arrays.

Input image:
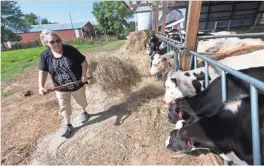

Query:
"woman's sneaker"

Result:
[[81, 112, 90, 123], [61, 124, 73, 137]]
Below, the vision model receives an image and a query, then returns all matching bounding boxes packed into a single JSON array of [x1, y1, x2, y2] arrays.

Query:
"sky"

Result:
[[17, 1, 135, 24]]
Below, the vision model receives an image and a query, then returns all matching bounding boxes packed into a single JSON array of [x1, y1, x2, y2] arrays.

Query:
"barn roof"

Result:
[[16, 21, 89, 34], [122, 1, 264, 30]]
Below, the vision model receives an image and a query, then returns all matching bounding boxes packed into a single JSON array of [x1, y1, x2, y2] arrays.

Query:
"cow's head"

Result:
[[165, 129, 193, 153], [147, 35, 160, 56], [166, 128, 213, 154], [163, 70, 184, 104], [149, 54, 168, 75]]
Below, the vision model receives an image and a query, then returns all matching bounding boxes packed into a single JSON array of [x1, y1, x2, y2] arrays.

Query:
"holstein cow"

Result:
[[151, 38, 264, 77], [146, 35, 167, 56], [166, 95, 264, 165], [168, 67, 264, 129], [164, 49, 264, 104], [197, 39, 264, 67], [149, 51, 176, 81], [146, 35, 168, 80]]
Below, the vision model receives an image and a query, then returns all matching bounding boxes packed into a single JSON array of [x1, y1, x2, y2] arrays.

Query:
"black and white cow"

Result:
[[146, 35, 168, 80], [166, 95, 264, 165], [146, 35, 167, 56], [164, 49, 264, 104], [168, 67, 264, 128]]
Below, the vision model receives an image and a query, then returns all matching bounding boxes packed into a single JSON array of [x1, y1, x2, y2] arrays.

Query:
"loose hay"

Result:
[[125, 30, 154, 52], [93, 56, 141, 94]]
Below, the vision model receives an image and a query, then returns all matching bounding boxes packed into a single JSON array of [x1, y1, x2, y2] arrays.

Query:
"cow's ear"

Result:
[[171, 78, 178, 86]]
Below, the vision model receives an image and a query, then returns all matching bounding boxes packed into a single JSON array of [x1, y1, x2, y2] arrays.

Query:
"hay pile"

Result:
[[92, 55, 141, 94], [125, 30, 154, 52]]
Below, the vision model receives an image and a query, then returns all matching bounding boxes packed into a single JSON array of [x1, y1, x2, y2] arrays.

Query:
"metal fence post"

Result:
[[178, 24, 183, 43], [173, 49, 179, 71], [227, 20, 231, 31], [194, 55, 197, 69], [250, 85, 261, 165], [205, 61, 209, 88], [179, 50, 182, 69], [221, 70, 227, 102], [189, 54, 194, 70]]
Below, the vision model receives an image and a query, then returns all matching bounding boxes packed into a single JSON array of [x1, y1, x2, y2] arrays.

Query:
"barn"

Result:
[[4, 21, 95, 48]]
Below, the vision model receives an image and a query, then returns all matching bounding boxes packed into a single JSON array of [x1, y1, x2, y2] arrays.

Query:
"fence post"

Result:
[[189, 53, 193, 70], [174, 49, 179, 71], [205, 61, 209, 88], [221, 70, 227, 102], [194, 55, 197, 69], [250, 85, 261, 165], [179, 50, 182, 69]]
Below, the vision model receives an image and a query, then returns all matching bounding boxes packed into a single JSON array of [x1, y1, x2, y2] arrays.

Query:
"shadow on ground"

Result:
[[67, 85, 164, 138]]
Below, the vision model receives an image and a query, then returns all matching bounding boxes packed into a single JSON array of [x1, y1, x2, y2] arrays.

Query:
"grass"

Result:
[[1, 47, 45, 81], [1, 40, 125, 82], [74, 40, 125, 52], [1, 90, 12, 97]]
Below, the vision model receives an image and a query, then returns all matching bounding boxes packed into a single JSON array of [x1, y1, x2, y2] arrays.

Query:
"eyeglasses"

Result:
[[48, 39, 61, 44]]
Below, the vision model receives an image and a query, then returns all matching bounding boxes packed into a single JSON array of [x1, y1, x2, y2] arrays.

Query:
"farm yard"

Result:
[[2, 1, 264, 166], [1, 31, 205, 165]]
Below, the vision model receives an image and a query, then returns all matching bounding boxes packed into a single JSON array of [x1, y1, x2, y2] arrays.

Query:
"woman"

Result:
[[38, 29, 89, 137]]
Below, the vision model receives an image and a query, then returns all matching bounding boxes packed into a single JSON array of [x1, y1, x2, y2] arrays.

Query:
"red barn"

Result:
[[4, 21, 95, 48]]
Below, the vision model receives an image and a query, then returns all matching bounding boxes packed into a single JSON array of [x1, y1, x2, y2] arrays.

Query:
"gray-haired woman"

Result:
[[38, 29, 90, 137]]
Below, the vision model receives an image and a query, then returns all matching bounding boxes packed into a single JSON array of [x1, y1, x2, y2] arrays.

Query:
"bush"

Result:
[[63, 38, 94, 45], [3, 40, 42, 51], [2, 36, 121, 51]]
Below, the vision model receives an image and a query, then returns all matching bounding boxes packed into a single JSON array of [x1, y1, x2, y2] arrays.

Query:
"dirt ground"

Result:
[[1, 32, 222, 165]]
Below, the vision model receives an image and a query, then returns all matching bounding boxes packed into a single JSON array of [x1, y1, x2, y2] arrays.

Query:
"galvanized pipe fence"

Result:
[[156, 32, 264, 165]]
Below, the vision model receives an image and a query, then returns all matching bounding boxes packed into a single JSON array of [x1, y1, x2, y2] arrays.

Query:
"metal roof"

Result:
[[122, 1, 187, 14], [122, 1, 264, 31], [16, 21, 89, 33], [199, 1, 264, 30]]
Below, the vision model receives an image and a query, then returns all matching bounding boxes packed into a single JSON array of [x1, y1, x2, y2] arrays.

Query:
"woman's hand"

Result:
[[39, 87, 47, 95], [81, 76, 88, 83]]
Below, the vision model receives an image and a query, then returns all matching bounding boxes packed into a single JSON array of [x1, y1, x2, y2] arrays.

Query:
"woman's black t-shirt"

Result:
[[39, 44, 86, 92]]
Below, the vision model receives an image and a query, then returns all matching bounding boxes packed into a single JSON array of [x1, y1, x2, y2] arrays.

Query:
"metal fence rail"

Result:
[[155, 32, 264, 165], [197, 32, 264, 40]]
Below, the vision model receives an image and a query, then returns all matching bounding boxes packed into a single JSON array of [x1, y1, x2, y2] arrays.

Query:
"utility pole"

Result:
[[161, 1, 167, 35], [69, 11, 76, 38], [92, 20, 97, 39]]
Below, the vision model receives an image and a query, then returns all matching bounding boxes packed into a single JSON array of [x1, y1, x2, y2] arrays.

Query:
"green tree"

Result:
[[41, 18, 52, 24], [126, 21, 135, 33], [24, 12, 38, 25], [92, 1, 133, 36], [25, 13, 53, 25], [1, 1, 30, 49]]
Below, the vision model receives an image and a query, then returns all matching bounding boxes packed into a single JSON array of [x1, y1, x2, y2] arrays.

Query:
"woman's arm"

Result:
[[81, 59, 88, 82], [38, 70, 48, 95]]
